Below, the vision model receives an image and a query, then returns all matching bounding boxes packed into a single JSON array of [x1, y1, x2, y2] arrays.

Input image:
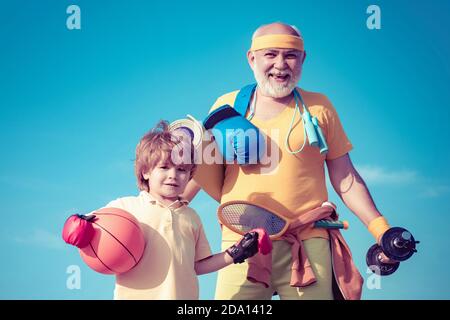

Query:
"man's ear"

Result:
[[142, 171, 150, 180], [302, 51, 307, 64], [247, 50, 255, 70]]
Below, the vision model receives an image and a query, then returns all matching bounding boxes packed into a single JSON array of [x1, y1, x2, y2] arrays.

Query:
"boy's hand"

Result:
[[226, 231, 259, 264], [62, 214, 95, 248], [226, 228, 272, 264]]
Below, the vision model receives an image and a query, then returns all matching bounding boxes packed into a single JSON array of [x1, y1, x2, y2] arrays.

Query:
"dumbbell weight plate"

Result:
[[366, 244, 400, 276], [381, 227, 416, 261]]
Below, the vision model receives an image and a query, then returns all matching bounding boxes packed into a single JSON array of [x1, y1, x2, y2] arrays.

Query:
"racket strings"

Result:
[[220, 203, 287, 236]]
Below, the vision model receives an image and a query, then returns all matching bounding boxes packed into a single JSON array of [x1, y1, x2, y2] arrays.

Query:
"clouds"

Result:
[[355, 164, 450, 199], [13, 229, 65, 250], [355, 165, 418, 185], [0, 174, 61, 193], [420, 185, 450, 198], [104, 160, 134, 175]]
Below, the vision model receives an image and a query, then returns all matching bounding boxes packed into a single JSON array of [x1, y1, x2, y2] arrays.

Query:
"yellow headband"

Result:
[[250, 34, 304, 51]]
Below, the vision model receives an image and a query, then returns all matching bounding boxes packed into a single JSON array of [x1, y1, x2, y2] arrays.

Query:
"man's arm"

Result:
[[326, 153, 382, 227], [326, 153, 398, 263], [180, 179, 202, 202]]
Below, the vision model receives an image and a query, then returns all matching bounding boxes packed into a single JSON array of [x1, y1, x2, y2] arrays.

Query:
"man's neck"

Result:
[[250, 89, 295, 121]]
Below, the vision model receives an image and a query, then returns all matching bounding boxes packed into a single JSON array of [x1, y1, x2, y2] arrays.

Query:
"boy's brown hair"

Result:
[[135, 120, 196, 192]]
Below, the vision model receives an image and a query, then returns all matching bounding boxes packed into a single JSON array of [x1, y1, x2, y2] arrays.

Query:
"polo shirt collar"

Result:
[[139, 191, 189, 210]]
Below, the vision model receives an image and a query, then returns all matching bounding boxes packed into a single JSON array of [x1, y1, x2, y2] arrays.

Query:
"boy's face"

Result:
[[143, 157, 190, 202]]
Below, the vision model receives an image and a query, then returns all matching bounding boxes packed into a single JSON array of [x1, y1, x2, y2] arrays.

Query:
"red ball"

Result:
[[79, 207, 146, 275]]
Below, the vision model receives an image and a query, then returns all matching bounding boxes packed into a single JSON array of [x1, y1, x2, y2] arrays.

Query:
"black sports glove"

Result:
[[226, 231, 259, 264]]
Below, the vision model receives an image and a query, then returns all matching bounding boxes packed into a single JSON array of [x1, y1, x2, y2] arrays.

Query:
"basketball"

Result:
[[78, 207, 146, 275]]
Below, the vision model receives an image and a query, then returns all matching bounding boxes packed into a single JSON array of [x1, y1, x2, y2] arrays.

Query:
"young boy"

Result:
[[64, 120, 265, 299]]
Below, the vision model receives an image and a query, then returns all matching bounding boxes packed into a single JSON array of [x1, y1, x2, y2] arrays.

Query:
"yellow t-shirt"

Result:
[[194, 88, 352, 241], [105, 191, 212, 299]]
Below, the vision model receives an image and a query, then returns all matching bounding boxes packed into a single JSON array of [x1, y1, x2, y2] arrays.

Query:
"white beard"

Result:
[[253, 61, 300, 98]]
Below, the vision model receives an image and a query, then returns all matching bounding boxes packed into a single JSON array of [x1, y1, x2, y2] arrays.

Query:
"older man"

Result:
[[183, 22, 395, 300]]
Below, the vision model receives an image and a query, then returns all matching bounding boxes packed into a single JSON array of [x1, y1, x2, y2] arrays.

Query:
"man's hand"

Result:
[[376, 233, 398, 264], [377, 252, 398, 264]]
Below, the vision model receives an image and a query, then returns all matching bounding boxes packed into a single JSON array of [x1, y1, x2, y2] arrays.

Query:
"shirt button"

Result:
[[164, 209, 173, 230]]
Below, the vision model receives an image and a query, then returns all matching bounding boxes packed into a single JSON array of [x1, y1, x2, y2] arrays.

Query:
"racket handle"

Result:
[[314, 219, 349, 230]]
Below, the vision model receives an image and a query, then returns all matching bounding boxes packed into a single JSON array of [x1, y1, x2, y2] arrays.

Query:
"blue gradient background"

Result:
[[0, 0, 449, 299]]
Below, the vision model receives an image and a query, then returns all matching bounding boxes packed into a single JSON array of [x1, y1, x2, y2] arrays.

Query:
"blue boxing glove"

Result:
[[203, 105, 265, 165]]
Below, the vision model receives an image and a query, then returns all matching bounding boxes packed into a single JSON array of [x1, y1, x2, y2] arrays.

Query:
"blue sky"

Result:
[[0, 0, 449, 299]]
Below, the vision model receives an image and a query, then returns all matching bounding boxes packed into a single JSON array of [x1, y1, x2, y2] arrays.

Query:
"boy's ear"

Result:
[[142, 171, 150, 180]]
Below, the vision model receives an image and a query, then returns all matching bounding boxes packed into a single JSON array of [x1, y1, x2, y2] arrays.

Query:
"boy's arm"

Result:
[[195, 230, 268, 275], [194, 252, 233, 275], [62, 199, 125, 247]]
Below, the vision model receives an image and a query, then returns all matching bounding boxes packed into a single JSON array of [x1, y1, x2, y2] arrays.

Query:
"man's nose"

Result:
[[274, 55, 288, 69]]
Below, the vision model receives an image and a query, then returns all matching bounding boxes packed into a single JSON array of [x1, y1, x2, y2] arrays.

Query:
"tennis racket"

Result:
[[217, 200, 348, 240]]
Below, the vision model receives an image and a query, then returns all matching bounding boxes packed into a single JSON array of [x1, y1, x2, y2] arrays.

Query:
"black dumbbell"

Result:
[[366, 227, 419, 276]]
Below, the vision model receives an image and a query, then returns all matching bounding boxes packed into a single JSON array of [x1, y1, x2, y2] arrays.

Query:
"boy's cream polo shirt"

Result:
[[104, 191, 212, 299]]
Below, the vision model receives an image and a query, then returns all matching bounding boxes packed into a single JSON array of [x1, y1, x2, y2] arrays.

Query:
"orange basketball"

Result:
[[79, 207, 146, 274]]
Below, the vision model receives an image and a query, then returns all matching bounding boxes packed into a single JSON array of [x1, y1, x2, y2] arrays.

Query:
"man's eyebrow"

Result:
[[263, 49, 279, 53]]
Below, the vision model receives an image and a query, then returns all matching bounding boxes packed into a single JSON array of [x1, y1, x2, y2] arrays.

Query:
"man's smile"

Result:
[[269, 73, 290, 82]]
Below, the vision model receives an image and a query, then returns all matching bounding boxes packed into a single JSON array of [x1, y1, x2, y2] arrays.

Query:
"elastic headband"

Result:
[[250, 34, 304, 51]]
